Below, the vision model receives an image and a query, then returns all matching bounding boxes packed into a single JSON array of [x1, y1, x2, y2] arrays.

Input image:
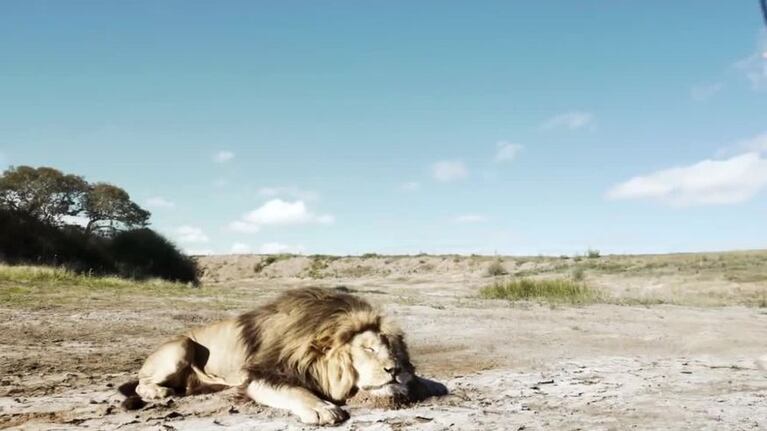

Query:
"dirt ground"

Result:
[[2, 252, 767, 430]]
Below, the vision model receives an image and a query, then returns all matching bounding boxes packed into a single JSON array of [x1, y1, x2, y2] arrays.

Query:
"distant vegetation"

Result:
[[0, 166, 198, 284], [480, 278, 601, 304], [0, 264, 200, 308], [485, 258, 508, 276]]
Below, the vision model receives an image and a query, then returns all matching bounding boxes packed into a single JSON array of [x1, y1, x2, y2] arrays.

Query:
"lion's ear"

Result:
[[311, 337, 334, 354]]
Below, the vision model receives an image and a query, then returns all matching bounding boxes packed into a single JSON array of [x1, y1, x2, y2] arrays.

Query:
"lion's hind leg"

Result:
[[135, 337, 196, 400], [244, 379, 349, 425]]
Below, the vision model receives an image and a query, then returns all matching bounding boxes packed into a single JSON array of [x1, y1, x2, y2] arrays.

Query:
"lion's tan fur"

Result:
[[124, 287, 413, 424]]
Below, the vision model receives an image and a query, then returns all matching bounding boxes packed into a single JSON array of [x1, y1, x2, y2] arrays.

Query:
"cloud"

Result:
[[432, 160, 468, 182], [175, 225, 210, 243], [606, 152, 767, 207], [231, 242, 252, 254], [733, 34, 767, 91], [738, 132, 767, 153], [257, 186, 319, 201], [690, 82, 724, 101], [145, 196, 175, 209], [454, 214, 488, 223], [401, 181, 421, 191], [541, 111, 595, 131], [229, 199, 334, 233], [494, 141, 523, 162], [258, 242, 305, 254], [213, 150, 235, 163]]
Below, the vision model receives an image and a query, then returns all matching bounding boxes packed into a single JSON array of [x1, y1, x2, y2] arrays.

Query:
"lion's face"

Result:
[[348, 330, 414, 395]]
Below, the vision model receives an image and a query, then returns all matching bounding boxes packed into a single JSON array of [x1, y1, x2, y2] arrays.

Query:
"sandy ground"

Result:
[[2, 254, 767, 430]]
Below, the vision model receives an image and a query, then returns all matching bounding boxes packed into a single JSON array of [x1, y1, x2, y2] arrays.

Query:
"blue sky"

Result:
[[1, 1, 766, 255]]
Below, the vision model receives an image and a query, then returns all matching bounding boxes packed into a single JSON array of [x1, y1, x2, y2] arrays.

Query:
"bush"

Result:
[[587, 249, 601, 259], [0, 210, 114, 273], [253, 255, 279, 273], [0, 210, 198, 284], [572, 267, 586, 281], [109, 228, 199, 284], [485, 258, 508, 276], [480, 278, 600, 304]]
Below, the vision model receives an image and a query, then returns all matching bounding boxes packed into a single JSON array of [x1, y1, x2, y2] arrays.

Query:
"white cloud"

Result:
[[401, 181, 421, 191], [257, 186, 319, 201], [494, 141, 523, 162], [229, 199, 334, 233], [541, 111, 595, 131], [175, 225, 210, 243], [258, 242, 305, 254], [690, 82, 724, 101], [213, 150, 235, 163], [738, 132, 767, 153], [606, 152, 767, 207], [454, 214, 488, 223], [231, 242, 252, 254], [432, 160, 468, 182], [213, 178, 229, 188], [145, 196, 175, 209], [733, 34, 767, 91]]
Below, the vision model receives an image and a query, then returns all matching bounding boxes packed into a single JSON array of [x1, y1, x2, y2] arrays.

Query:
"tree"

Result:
[[82, 183, 151, 235], [0, 166, 87, 225]]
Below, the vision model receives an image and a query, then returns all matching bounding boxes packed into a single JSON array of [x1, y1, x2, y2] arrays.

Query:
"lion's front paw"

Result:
[[297, 401, 349, 425], [135, 383, 175, 400]]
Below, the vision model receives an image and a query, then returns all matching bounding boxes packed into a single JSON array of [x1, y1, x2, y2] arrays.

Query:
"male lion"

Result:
[[119, 287, 425, 425]]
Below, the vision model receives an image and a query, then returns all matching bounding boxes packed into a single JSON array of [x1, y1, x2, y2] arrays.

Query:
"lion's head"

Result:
[[241, 288, 416, 403], [347, 329, 415, 395]]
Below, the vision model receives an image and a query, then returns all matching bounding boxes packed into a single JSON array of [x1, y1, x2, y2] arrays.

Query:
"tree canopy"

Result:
[[0, 166, 87, 225], [0, 165, 150, 235], [83, 183, 150, 234]]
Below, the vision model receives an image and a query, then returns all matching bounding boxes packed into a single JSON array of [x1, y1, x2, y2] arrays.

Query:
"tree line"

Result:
[[0, 166, 199, 284], [0, 165, 150, 236]]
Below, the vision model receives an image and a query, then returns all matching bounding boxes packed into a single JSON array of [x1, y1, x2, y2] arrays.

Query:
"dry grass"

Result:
[[480, 278, 602, 304], [0, 264, 215, 309], [485, 259, 508, 277]]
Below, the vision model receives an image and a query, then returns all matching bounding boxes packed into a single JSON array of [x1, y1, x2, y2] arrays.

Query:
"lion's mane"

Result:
[[237, 288, 412, 402]]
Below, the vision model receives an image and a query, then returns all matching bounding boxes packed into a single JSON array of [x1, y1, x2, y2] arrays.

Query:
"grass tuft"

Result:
[[480, 277, 601, 304], [586, 249, 601, 259]]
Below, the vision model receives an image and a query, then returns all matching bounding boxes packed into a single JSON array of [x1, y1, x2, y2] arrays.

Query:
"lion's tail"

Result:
[[117, 380, 146, 410]]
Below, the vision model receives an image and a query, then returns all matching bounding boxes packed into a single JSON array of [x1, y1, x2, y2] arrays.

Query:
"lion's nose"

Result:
[[384, 366, 400, 376]]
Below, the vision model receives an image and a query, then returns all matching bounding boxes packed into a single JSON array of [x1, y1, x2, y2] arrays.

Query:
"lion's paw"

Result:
[[297, 401, 349, 425], [135, 383, 175, 400]]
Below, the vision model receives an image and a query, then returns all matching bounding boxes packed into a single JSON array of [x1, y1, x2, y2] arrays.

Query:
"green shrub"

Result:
[[480, 278, 600, 304], [587, 249, 601, 259]]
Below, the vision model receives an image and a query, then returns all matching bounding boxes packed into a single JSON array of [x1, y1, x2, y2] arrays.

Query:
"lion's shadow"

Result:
[[409, 375, 449, 402]]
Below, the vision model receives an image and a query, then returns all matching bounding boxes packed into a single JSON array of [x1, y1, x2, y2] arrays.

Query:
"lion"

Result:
[[119, 287, 434, 425]]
